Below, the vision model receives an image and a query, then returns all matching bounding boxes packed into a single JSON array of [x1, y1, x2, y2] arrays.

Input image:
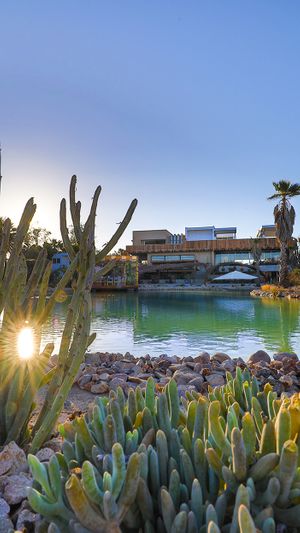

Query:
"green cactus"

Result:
[[0, 175, 137, 450], [27, 372, 300, 532]]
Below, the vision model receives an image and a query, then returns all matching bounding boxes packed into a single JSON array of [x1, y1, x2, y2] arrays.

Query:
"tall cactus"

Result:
[[0, 175, 137, 450]]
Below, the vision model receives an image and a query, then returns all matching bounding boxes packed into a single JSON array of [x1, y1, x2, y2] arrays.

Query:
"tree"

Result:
[[268, 180, 300, 287], [250, 238, 262, 277]]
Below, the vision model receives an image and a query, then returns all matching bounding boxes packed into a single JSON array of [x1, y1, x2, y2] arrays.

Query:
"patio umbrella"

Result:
[[213, 270, 258, 281]]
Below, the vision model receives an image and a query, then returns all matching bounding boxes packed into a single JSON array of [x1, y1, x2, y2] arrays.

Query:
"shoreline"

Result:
[[251, 287, 300, 299], [69, 348, 300, 398]]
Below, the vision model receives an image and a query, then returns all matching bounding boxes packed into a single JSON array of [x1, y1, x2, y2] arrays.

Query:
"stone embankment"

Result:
[[72, 348, 300, 397], [251, 287, 300, 299]]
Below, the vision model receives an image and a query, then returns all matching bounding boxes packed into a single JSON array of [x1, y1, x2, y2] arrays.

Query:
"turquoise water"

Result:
[[43, 292, 300, 358]]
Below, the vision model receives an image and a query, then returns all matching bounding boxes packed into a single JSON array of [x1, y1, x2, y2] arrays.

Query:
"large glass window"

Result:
[[151, 255, 195, 263], [215, 250, 280, 264]]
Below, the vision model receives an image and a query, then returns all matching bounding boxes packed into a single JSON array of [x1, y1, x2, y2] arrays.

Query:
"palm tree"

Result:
[[268, 180, 300, 286]]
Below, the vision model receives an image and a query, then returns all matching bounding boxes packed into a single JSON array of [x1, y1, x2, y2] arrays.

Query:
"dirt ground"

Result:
[[35, 384, 97, 426]]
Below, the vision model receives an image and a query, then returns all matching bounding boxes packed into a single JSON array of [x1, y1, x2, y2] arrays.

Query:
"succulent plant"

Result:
[[0, 176, 137, 450], [27, 371, 300, 531]]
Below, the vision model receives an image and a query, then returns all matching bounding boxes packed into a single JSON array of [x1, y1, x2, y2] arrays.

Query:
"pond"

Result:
[[42, 291, 300, 359]]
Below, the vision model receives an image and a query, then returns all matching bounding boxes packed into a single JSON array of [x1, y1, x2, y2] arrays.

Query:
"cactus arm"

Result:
[[69, 175, 83, 244], [238, 504, 256, 533], [111, 443, 126, 499], [60, 198, 76, 259], [116, 452, 140, 522], [81, 460, 104, 505], [170, 511, 187, 532], [275, 407, 291, 455], [277, 440, 298, 506], [231, 428, 247, 482], [249, 453, 279, 482], [161, 488, 176, 533], [145, 377, 156, 415], [95, 199, 138, 263], [209, 401, 231, 458], [136, 477, 154, 523], [65, 474, 109, 532]]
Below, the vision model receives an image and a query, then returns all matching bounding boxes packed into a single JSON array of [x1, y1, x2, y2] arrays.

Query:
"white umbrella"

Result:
[[213, 270, 258, 281]]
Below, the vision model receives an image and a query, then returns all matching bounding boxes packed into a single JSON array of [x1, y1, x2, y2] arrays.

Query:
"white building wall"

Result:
[[185, 227, 215, 241]]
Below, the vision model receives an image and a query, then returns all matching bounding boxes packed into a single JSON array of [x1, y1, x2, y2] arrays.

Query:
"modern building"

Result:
[[257, 225, 277, 238], [185, 226, 237, 241], [132, 230, 173, 246], [126, 223, 291, 284]]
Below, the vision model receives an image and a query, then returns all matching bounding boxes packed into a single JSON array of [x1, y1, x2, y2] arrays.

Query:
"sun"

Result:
[[17, 326, 35, 360]]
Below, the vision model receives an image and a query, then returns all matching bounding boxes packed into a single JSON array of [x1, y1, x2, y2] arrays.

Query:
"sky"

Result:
[[1, 1, 300, 250]]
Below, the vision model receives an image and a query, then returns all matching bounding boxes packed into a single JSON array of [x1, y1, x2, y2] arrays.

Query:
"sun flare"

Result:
[[17, 327, 34, 360]]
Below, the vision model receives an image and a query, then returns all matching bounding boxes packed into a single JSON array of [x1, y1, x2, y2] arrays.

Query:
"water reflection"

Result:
[[42, 292, 300, 358]]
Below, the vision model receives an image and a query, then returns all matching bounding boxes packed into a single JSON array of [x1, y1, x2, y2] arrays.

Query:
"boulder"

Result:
[[0, 442, 27, 476], [193, 352, 211, 365], [247, 350, 271, 364], [0, 518, 13, 533], [212, 352, 231, 363], [206, 374, 225, 387], [279, 374, 294, 388], [110, 377, 129, 393], [78, 374, 92, 388], [189, 376, 204, 391], [16, 508, 40, 530], [0, 497, 9, 518], [221, 359, 236, 373], [274, 352, 298, 362], [35, 448, 55, 462], [2, 473, 32, 504], [173, 370, 199, 385], [97, 372, 110, 381], [90, 382, 109, 394]]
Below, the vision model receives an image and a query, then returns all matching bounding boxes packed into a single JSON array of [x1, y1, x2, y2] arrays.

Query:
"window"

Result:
[[181, 255, 195, 261], [151, 255, 195, 263], [215, 250, 280, 265], [142, 239, 167, 245]]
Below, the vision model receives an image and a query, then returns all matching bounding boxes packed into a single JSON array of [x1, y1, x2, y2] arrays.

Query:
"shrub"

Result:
[[288, 268, 300, 287], [261, 284, 282, 296], [28, 370, 300, 532]]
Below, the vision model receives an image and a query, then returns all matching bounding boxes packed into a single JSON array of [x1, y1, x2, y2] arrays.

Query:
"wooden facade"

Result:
[[126, 237, 283, 255]]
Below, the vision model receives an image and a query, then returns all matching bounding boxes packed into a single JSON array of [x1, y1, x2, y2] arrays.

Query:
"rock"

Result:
[[206, 374, 225, 387], [194, 362, 212, 373], [221, 359, 236, 372], [0, 518, 13, 532], [43, 437, 63, 453], [16, 508, 40, 530], [90, 382, 109, 394], [248, 350, 271, 364], [279, 374, 294, 388], [183, 356, 194, 363], [35, 448, 55, 462], [2, 473, 32, 504], [189, 376, 204, 391], [78, 374, 92, 387], [98, 372, 110, 381], [172, 370, 199, 385], [0, 497, 9, 518], [177, 384, 196, 397], [274, 352, 298, 362], [110, 377, 129, 393], [212, 352, 231, 363], [193, 352, 210, 365], [0, 442, 27, 476]]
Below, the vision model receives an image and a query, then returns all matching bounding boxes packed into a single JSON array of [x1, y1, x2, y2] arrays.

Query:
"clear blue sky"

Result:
[[1, 1, 300, 249]]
